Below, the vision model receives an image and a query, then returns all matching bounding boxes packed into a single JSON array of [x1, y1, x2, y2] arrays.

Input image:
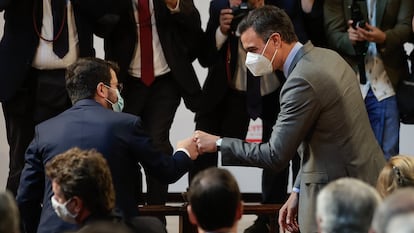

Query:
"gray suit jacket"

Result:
[[220, 42, 385, 233]]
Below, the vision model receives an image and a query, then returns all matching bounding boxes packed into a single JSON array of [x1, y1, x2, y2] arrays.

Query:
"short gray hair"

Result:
[[316, 178, 381, 233], [0, 191, 20, 233], [371, 188, 414, 233]]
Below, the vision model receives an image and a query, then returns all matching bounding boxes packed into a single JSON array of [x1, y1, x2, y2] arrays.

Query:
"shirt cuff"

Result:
[[176, 148, 190, 158], [167, 0, 180, 13], [292, 187, 300, 193], [215, 27, 228, 50]]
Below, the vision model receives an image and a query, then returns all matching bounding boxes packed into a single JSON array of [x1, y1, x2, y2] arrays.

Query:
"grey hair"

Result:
[[371, 188, 414, 233], [0, 191, 20, 233], [316, 178, 381, 233]]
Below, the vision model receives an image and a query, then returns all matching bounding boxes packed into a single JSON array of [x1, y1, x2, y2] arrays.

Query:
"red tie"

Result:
[[138, 0, 154, 86]]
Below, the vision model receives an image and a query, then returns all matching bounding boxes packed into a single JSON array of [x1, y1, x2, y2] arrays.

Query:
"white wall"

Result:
[[1, 2, 414, 193]]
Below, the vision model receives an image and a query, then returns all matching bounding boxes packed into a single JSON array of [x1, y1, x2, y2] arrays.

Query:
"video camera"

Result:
[[230, 0, 252, 32], [350, 0, 368, 84]]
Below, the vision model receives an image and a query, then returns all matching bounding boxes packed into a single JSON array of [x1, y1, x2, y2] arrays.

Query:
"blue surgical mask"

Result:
[[104, 85, 124, 112], [51, 196, 77, 224]]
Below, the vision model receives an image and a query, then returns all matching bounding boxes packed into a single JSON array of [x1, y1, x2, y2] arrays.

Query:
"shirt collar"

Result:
[[283, 42, 303, 77]]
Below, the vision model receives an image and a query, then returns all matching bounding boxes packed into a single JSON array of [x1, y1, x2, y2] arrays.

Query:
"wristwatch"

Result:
[[216, 138, 222, 151]]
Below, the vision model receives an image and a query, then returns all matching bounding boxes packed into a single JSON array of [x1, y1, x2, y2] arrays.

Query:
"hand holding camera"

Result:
[[219, 0, 252, 35]]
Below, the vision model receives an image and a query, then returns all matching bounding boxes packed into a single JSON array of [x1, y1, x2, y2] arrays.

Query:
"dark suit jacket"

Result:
[[103, 0, 203, 111], [324, 0, 413, 88], [16, 99, 193, 233], [0, 0, 108, 102], [220, 43, 386, 233]]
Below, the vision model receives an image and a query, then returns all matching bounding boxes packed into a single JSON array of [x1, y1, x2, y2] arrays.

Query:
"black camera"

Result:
[[350, 0, 368, 84], [230, 0, 252, 32]]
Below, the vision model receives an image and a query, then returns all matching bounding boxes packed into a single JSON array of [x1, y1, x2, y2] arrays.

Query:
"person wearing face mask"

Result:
[[16, 57, 199, 233], [193, 6, 386, 233], [192, 1, 300, 231], [45, 147, 167, 233]]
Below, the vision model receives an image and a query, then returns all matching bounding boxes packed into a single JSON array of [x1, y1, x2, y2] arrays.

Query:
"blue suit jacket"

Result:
[[16, 99, 193, 233]]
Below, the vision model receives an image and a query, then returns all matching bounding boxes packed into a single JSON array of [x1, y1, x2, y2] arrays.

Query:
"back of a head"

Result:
[[376, 155, 414, 198], [371, 188, 414, 233], [0, 191, 20, 233], [45, 147, 116, 216], [187, 167, 241, 231], [316, 177, 381, 233], [65, 57, 119, 104]]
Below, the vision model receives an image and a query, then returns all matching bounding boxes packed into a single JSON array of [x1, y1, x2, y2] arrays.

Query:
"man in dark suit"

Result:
[[0, 0, 110, 196], [103, 0, 204, 210], [16, 58, 198, 233], [46, 147, 167, 233], [194, 6, 385, 233]]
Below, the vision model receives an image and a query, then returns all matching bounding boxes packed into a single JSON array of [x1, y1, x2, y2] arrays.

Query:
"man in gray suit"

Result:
[[194, 5, 386, 233]]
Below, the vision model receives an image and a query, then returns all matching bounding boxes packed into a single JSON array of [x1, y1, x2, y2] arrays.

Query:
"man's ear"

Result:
[[71, 196, 84, 213], [235, 201, 243, 221], [187, 205, 199, 226], [96, 82, 106, 98]]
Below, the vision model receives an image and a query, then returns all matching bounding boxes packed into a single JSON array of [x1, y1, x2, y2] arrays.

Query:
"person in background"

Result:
[[194, 5, 386, 233], [103, 0, 204, 215], [17, 57, 198, 233], [187, 167, 243, 233], [370, 188, 414, 233], [0, 191, 20, 233], [0, 0, 111, 196], [316, 178, 381, 233], [376, 155, 414, 198], [324, 0, 414, 160], [46, 148, 167, 233]]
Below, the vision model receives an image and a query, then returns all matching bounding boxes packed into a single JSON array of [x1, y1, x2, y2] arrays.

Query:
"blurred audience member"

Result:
[[376, 155, 414, 198], [371, 188, 414, 233], [46, 147, 166, 233], [0, 191, 20, 233], [187, 167, 243, 233], [385, 213, 414, 233], [316, 177, 381, 233]]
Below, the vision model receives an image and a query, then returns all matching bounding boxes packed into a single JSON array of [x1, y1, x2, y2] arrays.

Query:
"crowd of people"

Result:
[[0, 0, 413, 232]]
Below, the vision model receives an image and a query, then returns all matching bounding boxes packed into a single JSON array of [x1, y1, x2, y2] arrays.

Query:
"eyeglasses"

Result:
[[105, 83, 123, 93]]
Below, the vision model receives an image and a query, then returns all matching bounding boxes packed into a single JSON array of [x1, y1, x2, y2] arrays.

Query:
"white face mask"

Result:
[[104, 85, 124, 112], [51, 196, 78, 224], [245, 38, 278, 76]]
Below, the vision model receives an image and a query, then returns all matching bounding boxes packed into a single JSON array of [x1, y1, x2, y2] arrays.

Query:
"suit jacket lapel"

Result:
[[287, 42, 314, 77], [375, 0, 387, 26]]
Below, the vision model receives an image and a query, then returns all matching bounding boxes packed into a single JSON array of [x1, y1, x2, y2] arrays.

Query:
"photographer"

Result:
[[324, 0, 413, 160]]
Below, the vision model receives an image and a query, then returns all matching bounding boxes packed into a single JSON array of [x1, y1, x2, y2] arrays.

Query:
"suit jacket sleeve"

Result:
[[376, 0, 413, 57], [16, 135, 44, 233], [129, 118, 193, 184], [221, 75, 320, 172], [324, 0, 356, 56]]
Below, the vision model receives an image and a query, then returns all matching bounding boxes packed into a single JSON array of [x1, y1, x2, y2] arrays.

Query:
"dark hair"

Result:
[[238, 5, 298, 43], [45, 147, 115, 215], [187, 167, 241, 231], [65, 57, 119, 104]]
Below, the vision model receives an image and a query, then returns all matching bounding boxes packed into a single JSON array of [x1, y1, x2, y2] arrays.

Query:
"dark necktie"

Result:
[[138, 0, 155, 86], [51, 0, 69, 58], [246, 70, 262, 120]]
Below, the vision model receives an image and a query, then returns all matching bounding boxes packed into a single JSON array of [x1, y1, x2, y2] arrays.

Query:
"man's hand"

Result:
[[177, 137, 199, 160], [278, 191, 300, 233], [219, 8, 234, 35], [347, 20, 365, 45], [357, 23, 386, 44], [193, 130, 220, 154]]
